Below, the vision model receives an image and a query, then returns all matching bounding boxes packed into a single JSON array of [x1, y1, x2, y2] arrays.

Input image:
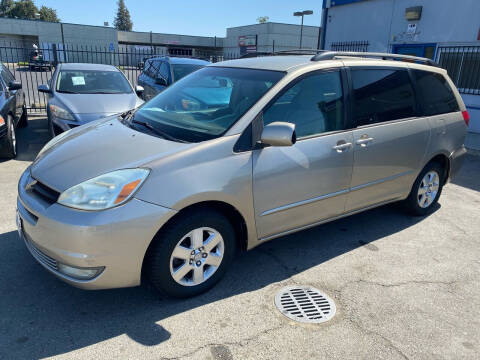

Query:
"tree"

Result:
[[257, 16, 269, 23], [0, 0, 15, 17], [8, 0, 37, 19], [113, 0, 132, 31], [38, 5, 59, 22]]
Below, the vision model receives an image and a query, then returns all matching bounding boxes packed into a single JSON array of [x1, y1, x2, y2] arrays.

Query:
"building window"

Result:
[[331, 41, 369, 52], [437, 46, 480, 95]]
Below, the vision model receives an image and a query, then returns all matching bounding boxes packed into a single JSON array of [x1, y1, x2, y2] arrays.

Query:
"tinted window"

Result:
[[146, 60, 160, 78], [264, 71, 345, 138], [351, 69, 415, 126], [172, 64, 205, 82], [56, 70, 132, 94], [158, 61, 170, 82], [131, 67, 283, 142], [413, 70, 459, 116]]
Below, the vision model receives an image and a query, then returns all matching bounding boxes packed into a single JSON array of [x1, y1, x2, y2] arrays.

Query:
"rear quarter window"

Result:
[[351, 68, 416, 126], [413, 70, 460, 116]]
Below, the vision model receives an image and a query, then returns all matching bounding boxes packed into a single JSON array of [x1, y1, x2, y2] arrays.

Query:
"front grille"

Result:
[[30, 180, 60, 205], [24, 233, 58, 272]]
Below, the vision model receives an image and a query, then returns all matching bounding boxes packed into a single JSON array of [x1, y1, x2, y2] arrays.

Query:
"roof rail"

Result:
[[274, 49, 325, 55], [240, 52, 272, 58], [311, 51, 440, 67]]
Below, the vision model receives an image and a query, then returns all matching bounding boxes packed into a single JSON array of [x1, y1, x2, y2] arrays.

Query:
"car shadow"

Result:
[[450, 153, 480, 192], [0, 116, 51, 164], [0, 202, 439, 359]]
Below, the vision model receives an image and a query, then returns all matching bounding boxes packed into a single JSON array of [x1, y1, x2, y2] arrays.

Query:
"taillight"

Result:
[[462, 110, 470, 127]]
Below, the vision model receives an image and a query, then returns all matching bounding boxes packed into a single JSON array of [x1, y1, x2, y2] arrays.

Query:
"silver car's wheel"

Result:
[[169, 227, 224, 287], [417, 170, 440, 208]]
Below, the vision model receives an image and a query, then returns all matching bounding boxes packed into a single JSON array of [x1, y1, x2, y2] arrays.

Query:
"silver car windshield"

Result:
[[130, 67, 285, 142], [56, 70, 133, 94]]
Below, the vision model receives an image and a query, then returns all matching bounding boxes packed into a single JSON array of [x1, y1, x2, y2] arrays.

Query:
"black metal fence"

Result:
[[0, 43, 226, 114], [331, 41, 369, 52], [437, 45, 480, 95]]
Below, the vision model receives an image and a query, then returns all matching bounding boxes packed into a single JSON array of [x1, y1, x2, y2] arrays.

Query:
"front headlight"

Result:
[[36, 128, 73, 160], [49, 104, 75, 120], [58, 169, 150, 211]]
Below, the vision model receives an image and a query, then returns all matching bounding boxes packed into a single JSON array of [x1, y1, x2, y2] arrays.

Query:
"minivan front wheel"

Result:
[[403, 162, 444, 216], [146, 209, 235, 298]]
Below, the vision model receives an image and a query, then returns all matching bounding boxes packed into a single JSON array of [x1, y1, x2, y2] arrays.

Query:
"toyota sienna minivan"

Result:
[[17, 52, 468, 298]]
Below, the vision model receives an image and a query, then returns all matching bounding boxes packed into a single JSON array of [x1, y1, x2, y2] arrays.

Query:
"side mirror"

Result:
[[260, 122, 296, 147], [8, 81, 22, 91], [38, 84, 51, 93], [135, 85, 144, 96], [155, 76, 168, 86]]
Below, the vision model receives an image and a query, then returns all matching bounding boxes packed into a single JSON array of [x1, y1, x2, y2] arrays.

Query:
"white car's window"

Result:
[[264, 71, 345, 138], [56, 70, 132, 94]]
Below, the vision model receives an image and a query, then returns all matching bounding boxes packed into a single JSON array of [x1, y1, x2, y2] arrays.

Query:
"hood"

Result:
[[31, 116, 193, 192], [56, 93, 143, 115]]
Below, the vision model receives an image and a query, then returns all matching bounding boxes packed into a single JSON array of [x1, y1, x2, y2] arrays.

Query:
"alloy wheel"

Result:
[[417, 170, 440, 208], [169, 227, 224, 286]]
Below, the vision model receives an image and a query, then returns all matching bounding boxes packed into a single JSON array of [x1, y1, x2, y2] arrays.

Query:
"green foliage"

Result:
[[113, 0, 133, 31], [38, 5, 59, 22], [0, 0, 15, 16], [0, 0, 60, 22], [257, 16, 269, 23]]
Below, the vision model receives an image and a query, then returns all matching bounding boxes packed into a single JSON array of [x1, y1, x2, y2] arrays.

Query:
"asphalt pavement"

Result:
[[0, 117, 479, 359]]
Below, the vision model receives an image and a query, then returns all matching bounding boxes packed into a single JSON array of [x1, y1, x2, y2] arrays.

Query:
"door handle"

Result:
[[356, 137, 375, 146], [332, 142, 352, 152]]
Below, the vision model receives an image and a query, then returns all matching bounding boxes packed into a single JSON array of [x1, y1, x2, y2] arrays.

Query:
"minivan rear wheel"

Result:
[[145, 209, 235, 298], [402, 162, 444, 216]]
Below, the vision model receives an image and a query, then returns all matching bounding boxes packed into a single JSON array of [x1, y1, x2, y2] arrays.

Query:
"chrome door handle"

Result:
[[356, 137, 374, 146], [332, 142, 352, 152]]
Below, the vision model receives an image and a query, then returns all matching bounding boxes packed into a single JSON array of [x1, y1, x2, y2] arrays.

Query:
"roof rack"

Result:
[[311, 51, 439, 67]]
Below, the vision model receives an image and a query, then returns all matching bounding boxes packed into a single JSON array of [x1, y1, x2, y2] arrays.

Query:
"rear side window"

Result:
[[413, 70, 459, 116], [351, 69, 416, 126], [1, 66, 14, 85]]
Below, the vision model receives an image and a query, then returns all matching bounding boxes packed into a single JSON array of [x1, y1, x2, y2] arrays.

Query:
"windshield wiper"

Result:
[[57, 90, 78, 94], [130, 119, 187, 143]]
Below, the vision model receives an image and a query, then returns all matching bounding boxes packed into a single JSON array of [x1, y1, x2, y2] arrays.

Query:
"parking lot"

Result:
[[0, 116, 479, 359]]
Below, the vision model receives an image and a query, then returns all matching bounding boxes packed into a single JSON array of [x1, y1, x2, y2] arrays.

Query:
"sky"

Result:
[[34, 0, 323, 37]]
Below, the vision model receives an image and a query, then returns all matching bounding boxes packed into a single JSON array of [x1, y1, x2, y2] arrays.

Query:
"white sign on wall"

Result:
[[407, 23, 417, 34]]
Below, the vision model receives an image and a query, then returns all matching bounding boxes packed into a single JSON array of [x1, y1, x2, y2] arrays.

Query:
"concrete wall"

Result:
[[224, 22, 320, 57], [118, 30, 223, 48]]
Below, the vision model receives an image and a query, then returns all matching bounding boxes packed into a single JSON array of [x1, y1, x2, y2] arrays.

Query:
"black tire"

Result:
[[0, 115, 17, 159], [17, 105, 28, 128], [47, 116, 60, 138], [145, 209, 236, 298], [402, 162, 445, 216]]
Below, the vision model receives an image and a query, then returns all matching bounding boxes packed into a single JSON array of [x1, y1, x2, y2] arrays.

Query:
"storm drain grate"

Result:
[[274, 285, 336, 324]]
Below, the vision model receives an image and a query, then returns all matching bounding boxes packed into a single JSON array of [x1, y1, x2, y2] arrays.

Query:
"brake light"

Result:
[[462, 110, 470, 127], [0, 115, 4, 126]]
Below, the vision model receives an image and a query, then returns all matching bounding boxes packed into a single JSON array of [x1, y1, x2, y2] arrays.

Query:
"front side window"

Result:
[[130, 67, 284, 142], [351, 69, 415, 126], [56, 70, 132, 94], [413, 70, 459, 116], [172, 64, 205, 82], [263, 71, 345, 138], [158, 61, 170, 82]]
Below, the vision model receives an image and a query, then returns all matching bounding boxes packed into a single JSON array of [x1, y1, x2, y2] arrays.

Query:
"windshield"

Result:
[[172, 64, 205, 82], [56, 70, 132, 94], [130, 66, 284, 142]]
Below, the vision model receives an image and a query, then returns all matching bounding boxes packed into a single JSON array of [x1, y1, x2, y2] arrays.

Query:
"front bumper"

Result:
[[17, 167, 177, 289]]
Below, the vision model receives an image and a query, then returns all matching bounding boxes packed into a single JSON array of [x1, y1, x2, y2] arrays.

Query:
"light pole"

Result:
[[294, 10, 313, 49]]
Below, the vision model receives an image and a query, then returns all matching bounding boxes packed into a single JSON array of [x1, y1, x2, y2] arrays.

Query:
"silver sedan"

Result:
[[38, 63, 144, 137]]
